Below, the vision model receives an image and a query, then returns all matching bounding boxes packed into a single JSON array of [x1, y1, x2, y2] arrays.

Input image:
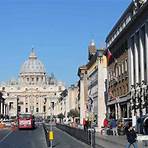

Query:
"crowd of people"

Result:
[[103, 114, 120, 136]]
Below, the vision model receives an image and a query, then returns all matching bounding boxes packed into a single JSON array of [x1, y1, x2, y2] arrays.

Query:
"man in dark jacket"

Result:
[[125, 122, 138, 148]]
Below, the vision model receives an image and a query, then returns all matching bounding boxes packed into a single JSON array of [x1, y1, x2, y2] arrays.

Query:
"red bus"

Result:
[[18, 113, 35, 129]]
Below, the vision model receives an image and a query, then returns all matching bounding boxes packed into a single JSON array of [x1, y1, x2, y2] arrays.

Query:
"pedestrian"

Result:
[[110, 118, 118, 136], [125, 122, 138, 148], [103, 117, 109, 128]]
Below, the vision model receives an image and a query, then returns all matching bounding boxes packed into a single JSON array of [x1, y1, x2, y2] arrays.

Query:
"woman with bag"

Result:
[[125, 121, 138, 148]]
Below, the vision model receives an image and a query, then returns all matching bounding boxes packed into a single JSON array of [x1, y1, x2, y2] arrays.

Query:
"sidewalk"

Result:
[[95, 132, 147, 148]]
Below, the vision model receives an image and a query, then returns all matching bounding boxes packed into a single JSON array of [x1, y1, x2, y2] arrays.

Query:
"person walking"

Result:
[[110, 118, 118, 136], [125, 122, 138, 148]]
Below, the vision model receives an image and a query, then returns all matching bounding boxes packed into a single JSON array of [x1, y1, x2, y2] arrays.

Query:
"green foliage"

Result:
[[67, 109, 79, 118], [57, 113, 65, 119]]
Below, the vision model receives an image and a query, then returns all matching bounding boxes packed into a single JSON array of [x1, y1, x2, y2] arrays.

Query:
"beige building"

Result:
[[0, 50, 65, 118], [78, 41, 107, 131], [55, 84, 79, 122]]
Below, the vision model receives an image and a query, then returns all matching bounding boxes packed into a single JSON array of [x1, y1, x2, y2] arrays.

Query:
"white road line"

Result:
[[0, 130, 13, 143]]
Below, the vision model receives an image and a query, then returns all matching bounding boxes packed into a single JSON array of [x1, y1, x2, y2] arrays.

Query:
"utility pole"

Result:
[[17, 96, 19, 117], [49, 102, 54, 148]]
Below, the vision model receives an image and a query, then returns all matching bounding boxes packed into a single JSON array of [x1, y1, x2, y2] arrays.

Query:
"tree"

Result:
[[67, 109, 79, 121], [57, 113, 65, 123]]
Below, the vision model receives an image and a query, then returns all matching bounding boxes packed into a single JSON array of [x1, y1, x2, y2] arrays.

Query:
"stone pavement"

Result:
[[95, 132, 148, 148]]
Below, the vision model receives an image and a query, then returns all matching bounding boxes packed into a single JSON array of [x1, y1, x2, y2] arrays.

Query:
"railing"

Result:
[[56, 123, 95, 147]]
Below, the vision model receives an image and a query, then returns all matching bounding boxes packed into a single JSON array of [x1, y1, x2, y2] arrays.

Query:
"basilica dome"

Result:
[[20, 50, 46, 74]]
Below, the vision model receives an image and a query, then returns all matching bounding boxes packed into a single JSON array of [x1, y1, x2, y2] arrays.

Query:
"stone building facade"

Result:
[[78, 41, 107, 131], [0, 50, 65, 118], [106, 0, 148, 118]]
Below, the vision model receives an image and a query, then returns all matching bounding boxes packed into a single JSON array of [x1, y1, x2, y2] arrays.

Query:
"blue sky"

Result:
[[0, 0, 131, 86]]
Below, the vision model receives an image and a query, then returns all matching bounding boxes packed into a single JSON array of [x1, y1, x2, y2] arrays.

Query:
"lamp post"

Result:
[[0, 92, 2, 118], [17, 96, 19, 118]]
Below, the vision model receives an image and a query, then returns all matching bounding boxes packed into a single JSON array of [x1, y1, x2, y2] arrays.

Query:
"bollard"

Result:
[[48, 131, 54, 148]]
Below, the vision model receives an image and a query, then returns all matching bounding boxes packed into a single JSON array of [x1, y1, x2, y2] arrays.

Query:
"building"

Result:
[[0, 50, 65, 118], [0, 91, 8, 119], [106, 0, 148, 118], [56, 84, 79, 122], [78, 41, 107, 131]]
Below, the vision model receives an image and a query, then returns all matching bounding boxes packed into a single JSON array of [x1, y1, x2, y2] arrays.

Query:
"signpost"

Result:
[[49, 102, 54, 148], [88, 90, 95, 148]]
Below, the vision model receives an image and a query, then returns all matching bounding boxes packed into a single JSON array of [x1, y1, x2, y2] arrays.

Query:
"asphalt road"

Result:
[[51, 126, 90, 148], [0, 126, 47, 148], [0, 126, 91, 148]]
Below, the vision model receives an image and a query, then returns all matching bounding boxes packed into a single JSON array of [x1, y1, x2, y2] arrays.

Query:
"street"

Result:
[[0, 126, 47, 148], [51, 126, 90, 148], [0, 126, 91, 148]]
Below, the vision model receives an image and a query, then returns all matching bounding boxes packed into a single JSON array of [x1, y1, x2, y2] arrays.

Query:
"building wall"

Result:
[[106, 1, 148, 119]]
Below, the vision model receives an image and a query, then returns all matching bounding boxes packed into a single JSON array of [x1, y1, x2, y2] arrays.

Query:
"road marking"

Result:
[[0, 130, 13, 143]]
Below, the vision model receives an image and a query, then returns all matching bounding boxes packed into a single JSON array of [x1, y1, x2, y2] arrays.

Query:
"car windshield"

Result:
[[19, 114, 31, 119]]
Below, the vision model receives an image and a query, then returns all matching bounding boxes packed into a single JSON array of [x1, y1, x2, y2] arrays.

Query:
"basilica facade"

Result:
[[0, 50, 65, 118]]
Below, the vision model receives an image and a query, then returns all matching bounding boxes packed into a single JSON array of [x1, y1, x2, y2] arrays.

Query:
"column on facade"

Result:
[[1, 102, 3, 115], [134, 33, 139, 84], [35, 75, 37, 85], [39, 77, 42, 85], [117, 103, 121, 118], [43, 76, 46, 84], [2, 100, 4, 115], [145, 21, 148, 83], [3, 104, 6, 116], [0, 100, 1, 115], [127, 103, 130, 118], [139, 28, 145, 82], [97, 59, 107, 130], [139, 28, 145, 115], [115, 103, 118, 119], [80, 78, 85, 125], [128, 38, 134, 88]]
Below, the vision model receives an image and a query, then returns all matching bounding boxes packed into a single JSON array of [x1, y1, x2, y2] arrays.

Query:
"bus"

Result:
[[18, 113, 35, 129]]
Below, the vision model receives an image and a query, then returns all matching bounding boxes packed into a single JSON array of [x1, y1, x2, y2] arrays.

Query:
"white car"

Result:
[[3, 120, 12, 127]]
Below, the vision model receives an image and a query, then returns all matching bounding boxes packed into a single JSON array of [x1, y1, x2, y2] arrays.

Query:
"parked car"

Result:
[[3, 119, 12, 127]]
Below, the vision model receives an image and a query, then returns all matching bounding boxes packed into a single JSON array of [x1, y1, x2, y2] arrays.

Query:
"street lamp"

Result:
[[17, 97, 19, 117]]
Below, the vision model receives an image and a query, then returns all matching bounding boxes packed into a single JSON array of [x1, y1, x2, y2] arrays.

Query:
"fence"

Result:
[[56, 123, 95, 147]]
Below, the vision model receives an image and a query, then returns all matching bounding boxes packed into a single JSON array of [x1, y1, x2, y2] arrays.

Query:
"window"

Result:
[[9, 102, 13, 109], [43, 106, 46, 112], [18, 106, 21, 112], [36, 108, 39, 112], [26, 108, 28, 112]]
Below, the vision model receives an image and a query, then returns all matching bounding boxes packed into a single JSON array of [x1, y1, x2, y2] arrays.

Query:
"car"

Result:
[[3, 120, 12, 127]]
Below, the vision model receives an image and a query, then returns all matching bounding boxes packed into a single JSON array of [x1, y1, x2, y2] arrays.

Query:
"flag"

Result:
[[103, 48, 112, 61], [87, 90, 94, 112]]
